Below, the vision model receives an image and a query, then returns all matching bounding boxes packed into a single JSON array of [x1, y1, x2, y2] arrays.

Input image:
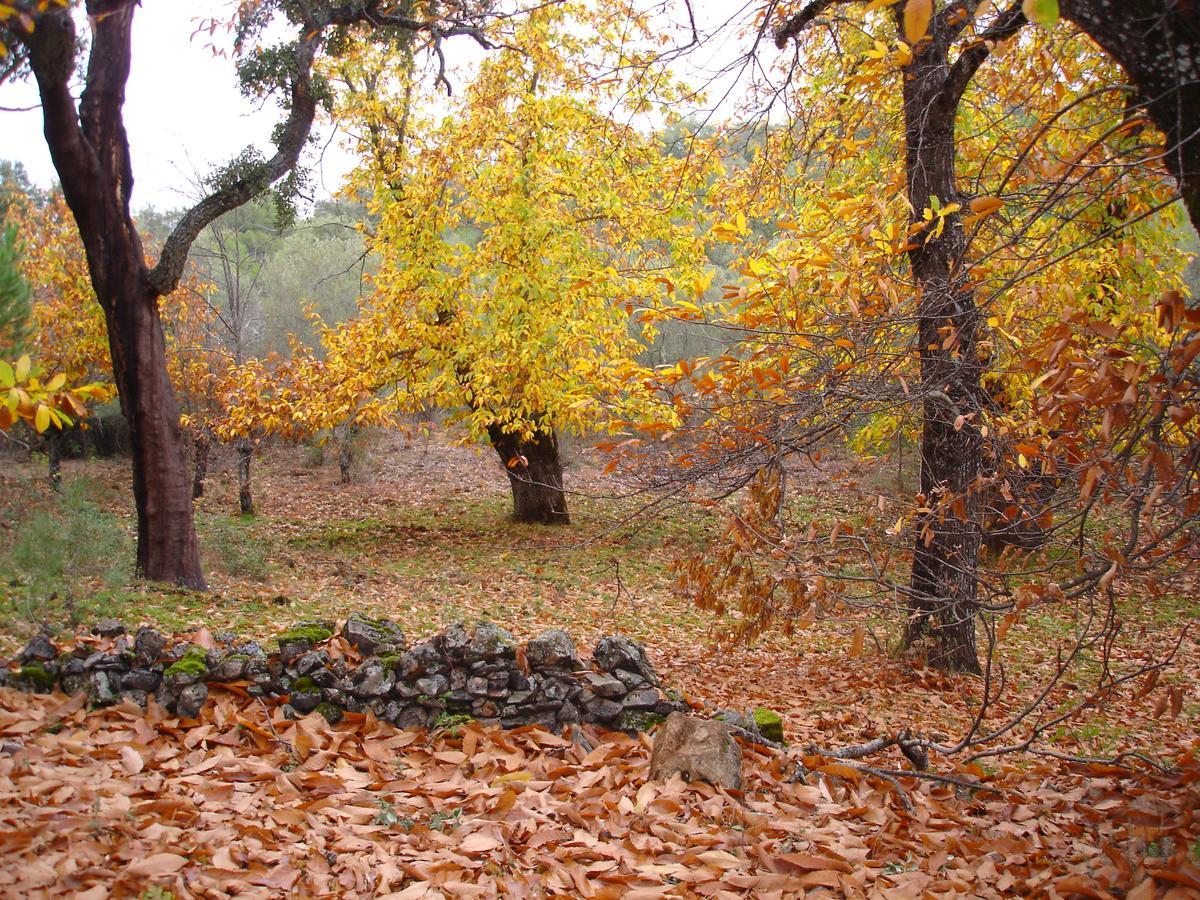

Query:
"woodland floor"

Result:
[[0, 430, 1198, 898]]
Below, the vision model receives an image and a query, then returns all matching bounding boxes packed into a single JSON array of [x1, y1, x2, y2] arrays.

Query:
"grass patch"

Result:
[[0, 477, 132, 637]]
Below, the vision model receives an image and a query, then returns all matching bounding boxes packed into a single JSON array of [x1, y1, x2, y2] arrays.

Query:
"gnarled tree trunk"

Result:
[[487, 425, 570, 525]]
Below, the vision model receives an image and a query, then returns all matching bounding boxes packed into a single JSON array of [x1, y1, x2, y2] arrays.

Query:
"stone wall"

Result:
[[2, 615, 687, 733]]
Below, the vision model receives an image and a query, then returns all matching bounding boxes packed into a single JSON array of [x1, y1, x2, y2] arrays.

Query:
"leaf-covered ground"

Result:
[[1, 432, 1198, 897]]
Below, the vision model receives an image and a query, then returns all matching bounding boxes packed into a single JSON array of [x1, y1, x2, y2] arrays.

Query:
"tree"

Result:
[[322, 2, 711, 523], [1055, 2, 1200, 229], [0, 221, 30, 354], [0, 0, 514, 587], [655, 0, 1184, 677]]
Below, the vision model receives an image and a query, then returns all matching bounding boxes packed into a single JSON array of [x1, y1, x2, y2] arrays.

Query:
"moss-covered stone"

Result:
[[165, 646, 209, 678], [276, 622, 335, 646], [753, 707, 785, 743], [15, 663, 57, 692], [291, 676, 317, 694], [620, 711, 666, 733], [315, 702, 344, 726]]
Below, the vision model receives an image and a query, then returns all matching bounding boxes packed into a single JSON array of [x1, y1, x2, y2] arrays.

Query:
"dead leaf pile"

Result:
[[1, 688, 1197, 898]]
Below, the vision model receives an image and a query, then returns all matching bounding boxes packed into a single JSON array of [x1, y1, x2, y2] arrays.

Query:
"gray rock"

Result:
[[467, 676, 489, 696], [295, 650, 330, 676], [541, 678, 573, 702], [18, 632, 57, 664], [175, 683, 209, 719], [397, 642, 440, 679], [614, 669, 646, 691], [342, 613, 406, 656], [309, 668, 336, 688], [415, 674, 448, 698], [121, 689, 148, 708], [526, 629, 579, 670], [121, 669, 161, 692], [582, 672, 626, 698], [291, 692, 322, 715], [623, 688, 662, 710], [396, 705, 430, 729], [582, 697, 623, 722], [354, 662, 395, 698], [393, 680, 420, 700], [93, 619, 126, 638], [649, 713, 742, 791], [209, 656, 249, 682], [593, 635, 659, 685], [440, 622, 470, 659], [468, 623, 516, 661], [557, 703, 581, 726], [472, 699, 500, 718], [87, 671, 117, 707]]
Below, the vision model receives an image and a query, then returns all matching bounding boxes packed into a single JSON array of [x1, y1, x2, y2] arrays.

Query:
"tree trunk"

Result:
[[896, 11, 987, 674], [192, 432, 210, 500], [23, 5, 205, 590], [108, 278, 206, 587], [47, 430, 63, 491], [237, 438, 254, 516], [1059, 2, 1200, 230], [337, 425, 355, 484], [487, 425, 570, 525]]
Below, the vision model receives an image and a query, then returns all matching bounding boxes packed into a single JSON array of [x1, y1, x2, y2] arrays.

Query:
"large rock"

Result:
[[526, 629, 579, 671], [18, 632, 58, 665], [342, 613, 406, 656], [468, 623, 516, 661], [649, 713, 742, 791], [593, 636, 659, 686]]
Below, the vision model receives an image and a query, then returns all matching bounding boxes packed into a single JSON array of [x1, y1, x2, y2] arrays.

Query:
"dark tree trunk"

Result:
[[1059, 2, 1200, 229], [487, 425, 570, 525], [337, 426, 355, 484], [46, 430, 63, 491], [237, 438, 254, 516], [111, 277, 206, 585], [892, 7, 1008, 675], [192, 432, 210, 500], [21, 5, 205, 589]]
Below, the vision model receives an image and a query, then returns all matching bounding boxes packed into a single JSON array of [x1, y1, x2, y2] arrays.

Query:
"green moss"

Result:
[[753, 707, 785, 743], [15, 663, 56, 692], [379, 652, 402, 671], [276, 622, 334, 647], [165, 646, 208, 678], [620, 711, 666, 733], [316, 702, 343, 726], [291, 676, 317, 693]]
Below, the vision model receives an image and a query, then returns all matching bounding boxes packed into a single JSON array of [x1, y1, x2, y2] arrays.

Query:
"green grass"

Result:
[[0, 477, 132, 638]]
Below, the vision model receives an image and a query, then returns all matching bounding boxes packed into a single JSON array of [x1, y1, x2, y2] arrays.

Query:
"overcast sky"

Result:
[[1, 1, 757, 212], [3, 1, 361, 211]]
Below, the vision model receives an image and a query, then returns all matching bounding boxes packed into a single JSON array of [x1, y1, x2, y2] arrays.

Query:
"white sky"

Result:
[[1, 1, 760, 211], [4, 1, 359, 210]]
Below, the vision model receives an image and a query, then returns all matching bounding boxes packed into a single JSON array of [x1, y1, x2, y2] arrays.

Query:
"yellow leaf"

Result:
[[45, 372, 66, 392], [34, 404, 51, 433], [903, 0, 933, 44], [969, 196, 1004, 216], [493, 771, 532, 785], [14, 353, 31, 383]]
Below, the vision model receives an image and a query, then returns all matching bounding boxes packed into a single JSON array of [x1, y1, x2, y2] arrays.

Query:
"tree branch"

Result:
[[941, 1, 1026, 112]]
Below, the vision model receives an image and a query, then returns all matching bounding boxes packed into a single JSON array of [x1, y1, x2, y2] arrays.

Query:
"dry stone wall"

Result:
[[2, 615, 687, 734]]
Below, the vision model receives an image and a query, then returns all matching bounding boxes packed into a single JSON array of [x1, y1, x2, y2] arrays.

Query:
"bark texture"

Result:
[[889, 5, 1025, 675], [487, 425, 570, 525], [1059, 1, 1200, 228], [192, 432, 211, 500], [237, 439, 254, 516], [21, 6, 205, 588]]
